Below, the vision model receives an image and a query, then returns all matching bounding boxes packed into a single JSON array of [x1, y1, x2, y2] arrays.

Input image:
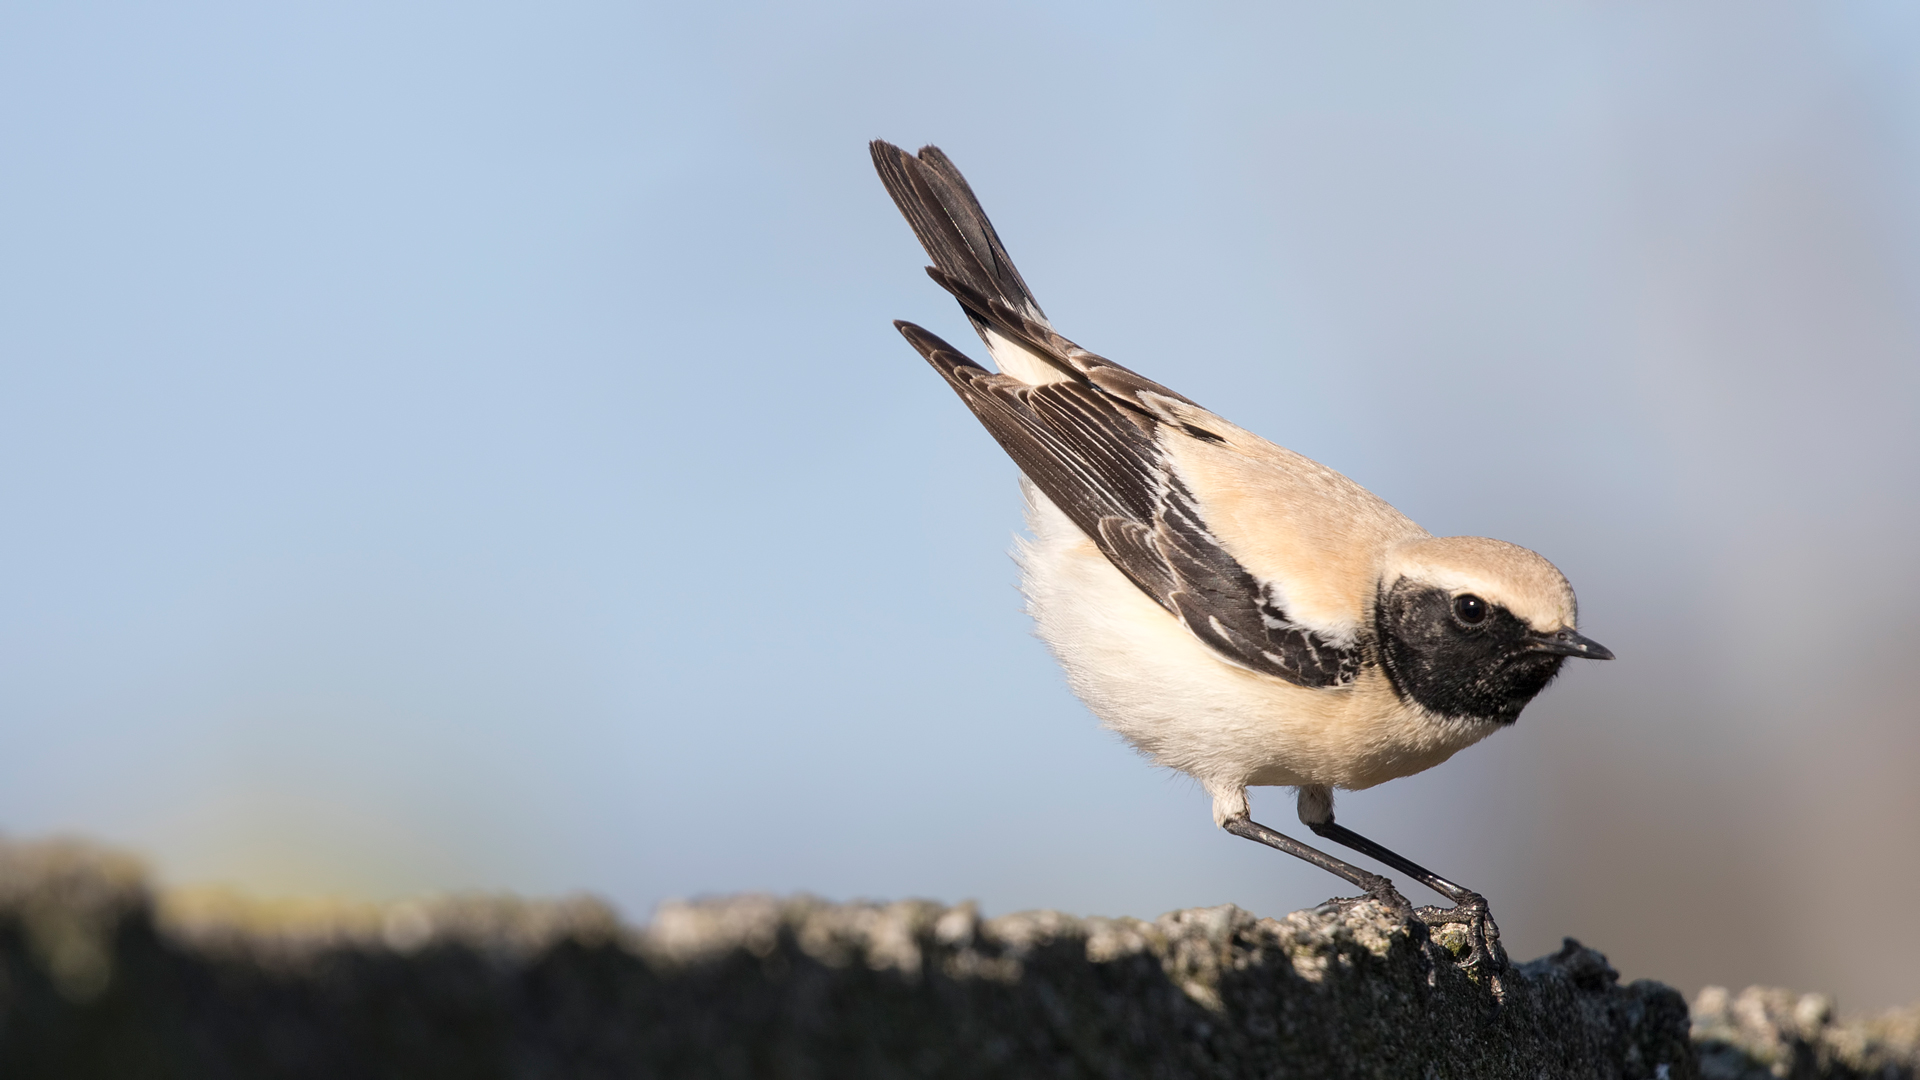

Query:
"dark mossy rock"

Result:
[[0, 834, 1881, 1079]]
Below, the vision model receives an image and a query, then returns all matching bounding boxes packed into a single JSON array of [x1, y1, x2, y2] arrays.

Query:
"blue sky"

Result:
[[3, 1, 1918, 1009]]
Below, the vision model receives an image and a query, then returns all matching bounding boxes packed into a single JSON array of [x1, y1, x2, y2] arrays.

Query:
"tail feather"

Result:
[[870, 141, 1048, 329], [874, 139, 1197, 407]]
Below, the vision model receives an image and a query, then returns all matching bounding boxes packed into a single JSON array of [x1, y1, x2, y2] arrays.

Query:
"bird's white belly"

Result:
[[1015, 484, 1500, 800]]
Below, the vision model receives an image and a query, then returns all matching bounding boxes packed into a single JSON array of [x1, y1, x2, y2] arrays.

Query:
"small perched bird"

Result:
[[871, 141, 1612, 968]]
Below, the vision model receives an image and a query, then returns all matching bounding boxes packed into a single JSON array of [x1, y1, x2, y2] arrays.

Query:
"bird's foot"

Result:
[[1413, 891, 1507, 973], [1323, 872, 1414, 917]]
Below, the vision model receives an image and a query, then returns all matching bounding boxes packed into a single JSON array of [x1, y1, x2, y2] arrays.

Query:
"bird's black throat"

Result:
[[1374, 580, 1565, 724]]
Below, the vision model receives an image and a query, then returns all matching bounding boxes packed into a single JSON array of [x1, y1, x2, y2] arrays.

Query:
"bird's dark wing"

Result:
[[892, 322, 1359, 689]]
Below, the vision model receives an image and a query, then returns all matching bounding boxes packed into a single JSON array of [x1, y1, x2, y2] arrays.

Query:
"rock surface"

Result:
[[1691, 984, 1920, 1080], [0, 836, 1903, 1078]]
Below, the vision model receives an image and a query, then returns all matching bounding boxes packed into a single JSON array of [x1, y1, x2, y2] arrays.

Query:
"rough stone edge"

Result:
[[4, 834, 1917, 1078]]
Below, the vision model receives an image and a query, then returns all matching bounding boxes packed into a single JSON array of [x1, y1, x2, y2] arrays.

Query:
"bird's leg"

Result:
[[1221, 817, 1412, 914], [1303, 817, 1507, 971]]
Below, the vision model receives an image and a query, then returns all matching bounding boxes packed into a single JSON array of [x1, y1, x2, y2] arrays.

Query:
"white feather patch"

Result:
[[983, 328, 1072, 385]]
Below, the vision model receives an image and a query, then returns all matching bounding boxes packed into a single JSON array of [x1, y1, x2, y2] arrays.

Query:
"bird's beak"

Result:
[[1525, 628, 1614, 661]]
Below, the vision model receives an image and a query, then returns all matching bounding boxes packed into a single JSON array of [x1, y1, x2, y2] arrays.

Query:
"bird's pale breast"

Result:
[[1016, 482, 1502, 799]]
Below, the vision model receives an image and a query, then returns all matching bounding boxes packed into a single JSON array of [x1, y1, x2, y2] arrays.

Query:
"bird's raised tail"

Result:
[[870, 141, 1048, 330], [874, 139, 1204, 401]]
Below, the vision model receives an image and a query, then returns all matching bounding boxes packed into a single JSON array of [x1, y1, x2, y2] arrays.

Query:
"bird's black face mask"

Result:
[[1374, 579, 1579, 725]]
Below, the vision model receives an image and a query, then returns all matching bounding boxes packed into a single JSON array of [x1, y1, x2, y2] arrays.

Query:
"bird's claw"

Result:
[[1413, 891, 1507, 972], [1323, 874, 1415, 917]]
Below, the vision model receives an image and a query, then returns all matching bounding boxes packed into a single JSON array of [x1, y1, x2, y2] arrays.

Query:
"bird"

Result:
[[869, 140, 1612, 969]]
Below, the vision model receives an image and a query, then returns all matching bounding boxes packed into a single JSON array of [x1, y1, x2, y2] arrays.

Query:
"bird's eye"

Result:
[[1453, 594, 1489, 625]]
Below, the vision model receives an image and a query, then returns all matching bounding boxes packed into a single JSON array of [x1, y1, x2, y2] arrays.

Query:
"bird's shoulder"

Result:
[[1146, 397, 1428, 646]]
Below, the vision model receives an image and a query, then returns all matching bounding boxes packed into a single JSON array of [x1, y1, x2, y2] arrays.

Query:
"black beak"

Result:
[[1525, 628, 1614, 661]]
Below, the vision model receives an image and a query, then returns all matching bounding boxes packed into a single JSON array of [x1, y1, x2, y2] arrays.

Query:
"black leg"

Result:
[[1306, 821, 1472, 904], [1306, 819, 1507, 971], [1222, 818, 1410, 912]]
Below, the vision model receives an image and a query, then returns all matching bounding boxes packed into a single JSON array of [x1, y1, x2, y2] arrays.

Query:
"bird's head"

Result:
[[1375, 536, 1612, 725]]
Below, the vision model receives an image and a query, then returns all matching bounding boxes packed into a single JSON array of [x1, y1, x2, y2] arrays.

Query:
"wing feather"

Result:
[[894, 321, 1361, 688]]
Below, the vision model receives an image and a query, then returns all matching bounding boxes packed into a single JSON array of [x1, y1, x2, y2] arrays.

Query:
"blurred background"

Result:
[[3, 0, 1917, 1012]]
